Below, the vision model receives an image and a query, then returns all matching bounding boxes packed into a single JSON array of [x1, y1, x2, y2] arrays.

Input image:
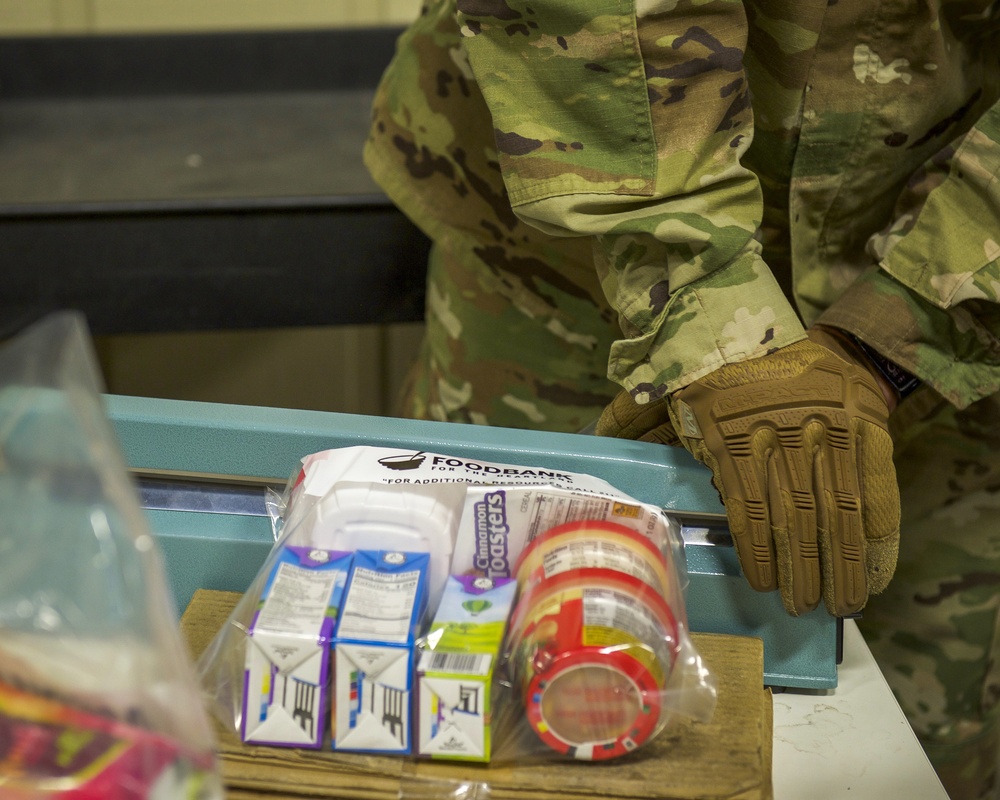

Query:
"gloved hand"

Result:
[[597, 327, 899, 617]]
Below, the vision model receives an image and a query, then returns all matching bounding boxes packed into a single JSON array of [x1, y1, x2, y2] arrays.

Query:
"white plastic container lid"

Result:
[[289, 481, 459, 616]]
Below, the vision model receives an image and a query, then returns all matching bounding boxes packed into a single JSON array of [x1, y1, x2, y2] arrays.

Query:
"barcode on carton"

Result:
[[422, 651, 493, 676]]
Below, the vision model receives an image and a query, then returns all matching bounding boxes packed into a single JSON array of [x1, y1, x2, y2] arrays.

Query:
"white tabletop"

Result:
[[772, 620, 949, 799]]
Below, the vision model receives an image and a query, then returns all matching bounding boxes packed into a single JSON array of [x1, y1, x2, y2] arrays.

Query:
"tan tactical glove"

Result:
[[597, 327, 899, 617]]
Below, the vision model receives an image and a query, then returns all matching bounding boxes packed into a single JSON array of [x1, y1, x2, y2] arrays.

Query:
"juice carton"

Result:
[[417, 575, 518, 761], [243, 546, 353, 748], [332, 550, 430, 754]]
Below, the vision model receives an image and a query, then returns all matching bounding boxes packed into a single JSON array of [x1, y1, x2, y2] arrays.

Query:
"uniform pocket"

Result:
[[456, 0, 656, 206]]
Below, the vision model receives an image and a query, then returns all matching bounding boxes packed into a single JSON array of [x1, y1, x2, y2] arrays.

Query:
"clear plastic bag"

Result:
[[0, 313, 224, 799], [199, 444, 717, 769]]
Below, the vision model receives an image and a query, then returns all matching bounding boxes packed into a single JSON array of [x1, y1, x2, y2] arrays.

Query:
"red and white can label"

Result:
[[509, 568, 678, 760], [515, 520, 672, 597]]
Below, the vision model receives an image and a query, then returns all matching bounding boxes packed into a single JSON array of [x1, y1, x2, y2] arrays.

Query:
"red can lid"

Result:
[[525, 647, 662, 760]]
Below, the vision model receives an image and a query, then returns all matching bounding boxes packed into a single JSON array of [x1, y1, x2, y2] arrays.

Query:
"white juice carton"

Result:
[[332, 550, 430, 754], [242, 546, 353, 748], [417, 575, 518, 761]]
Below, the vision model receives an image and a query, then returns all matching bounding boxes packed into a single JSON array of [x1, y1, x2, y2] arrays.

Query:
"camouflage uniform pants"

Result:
[[859, 392, 1000, 800], [394, 236, 620, 433], [365, 9, 1000, 799]]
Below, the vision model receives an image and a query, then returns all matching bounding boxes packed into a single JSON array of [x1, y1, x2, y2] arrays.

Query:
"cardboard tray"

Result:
[[182, 589, 773, 800]]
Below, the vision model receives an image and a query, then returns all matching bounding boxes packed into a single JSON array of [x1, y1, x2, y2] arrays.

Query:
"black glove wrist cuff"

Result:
[[848, 334, 922, 400]]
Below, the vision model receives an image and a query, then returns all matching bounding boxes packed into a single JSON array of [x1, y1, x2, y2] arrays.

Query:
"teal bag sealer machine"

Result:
[[105, 394, 840, 690]]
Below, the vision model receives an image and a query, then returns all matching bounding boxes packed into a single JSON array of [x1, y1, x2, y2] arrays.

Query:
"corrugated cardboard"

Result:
[[183, 589, 773, 800]]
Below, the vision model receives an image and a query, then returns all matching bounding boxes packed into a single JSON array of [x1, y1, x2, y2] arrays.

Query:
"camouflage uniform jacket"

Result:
[[367, 0, 1000, 409]]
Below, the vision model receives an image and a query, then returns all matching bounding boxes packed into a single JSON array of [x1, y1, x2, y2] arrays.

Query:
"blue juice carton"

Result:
[[242, 546, 353, 748], [331, 550, 430, 754]]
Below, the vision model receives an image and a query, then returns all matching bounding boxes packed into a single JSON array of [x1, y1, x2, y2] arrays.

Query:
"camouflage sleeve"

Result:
[[818, 100, 1000, 409], [455, 0, 805, 404]]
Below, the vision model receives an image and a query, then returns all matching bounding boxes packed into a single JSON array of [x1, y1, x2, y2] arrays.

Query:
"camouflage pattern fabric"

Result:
[[394, 238, 621, 432], [368, 0, 1000, 411], [367, 3, 623, 430], [862, 392, 1000, 799], [364, 1, 1000, 794]]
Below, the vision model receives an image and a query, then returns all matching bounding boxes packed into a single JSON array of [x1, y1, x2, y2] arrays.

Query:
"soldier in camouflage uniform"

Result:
[[364, 2, 1000, 796]]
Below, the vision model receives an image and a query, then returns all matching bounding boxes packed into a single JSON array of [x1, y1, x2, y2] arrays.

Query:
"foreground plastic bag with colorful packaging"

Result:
[[0, 313, 224, 799], [198, 444, 718, 768]]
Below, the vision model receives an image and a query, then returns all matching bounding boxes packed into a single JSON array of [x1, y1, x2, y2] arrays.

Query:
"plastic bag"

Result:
[[199, 444, 716, 766], [0, 313, 224, 799]]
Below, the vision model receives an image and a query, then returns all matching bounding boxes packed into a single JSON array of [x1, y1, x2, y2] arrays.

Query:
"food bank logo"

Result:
[[377, 451, 426, 470]]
